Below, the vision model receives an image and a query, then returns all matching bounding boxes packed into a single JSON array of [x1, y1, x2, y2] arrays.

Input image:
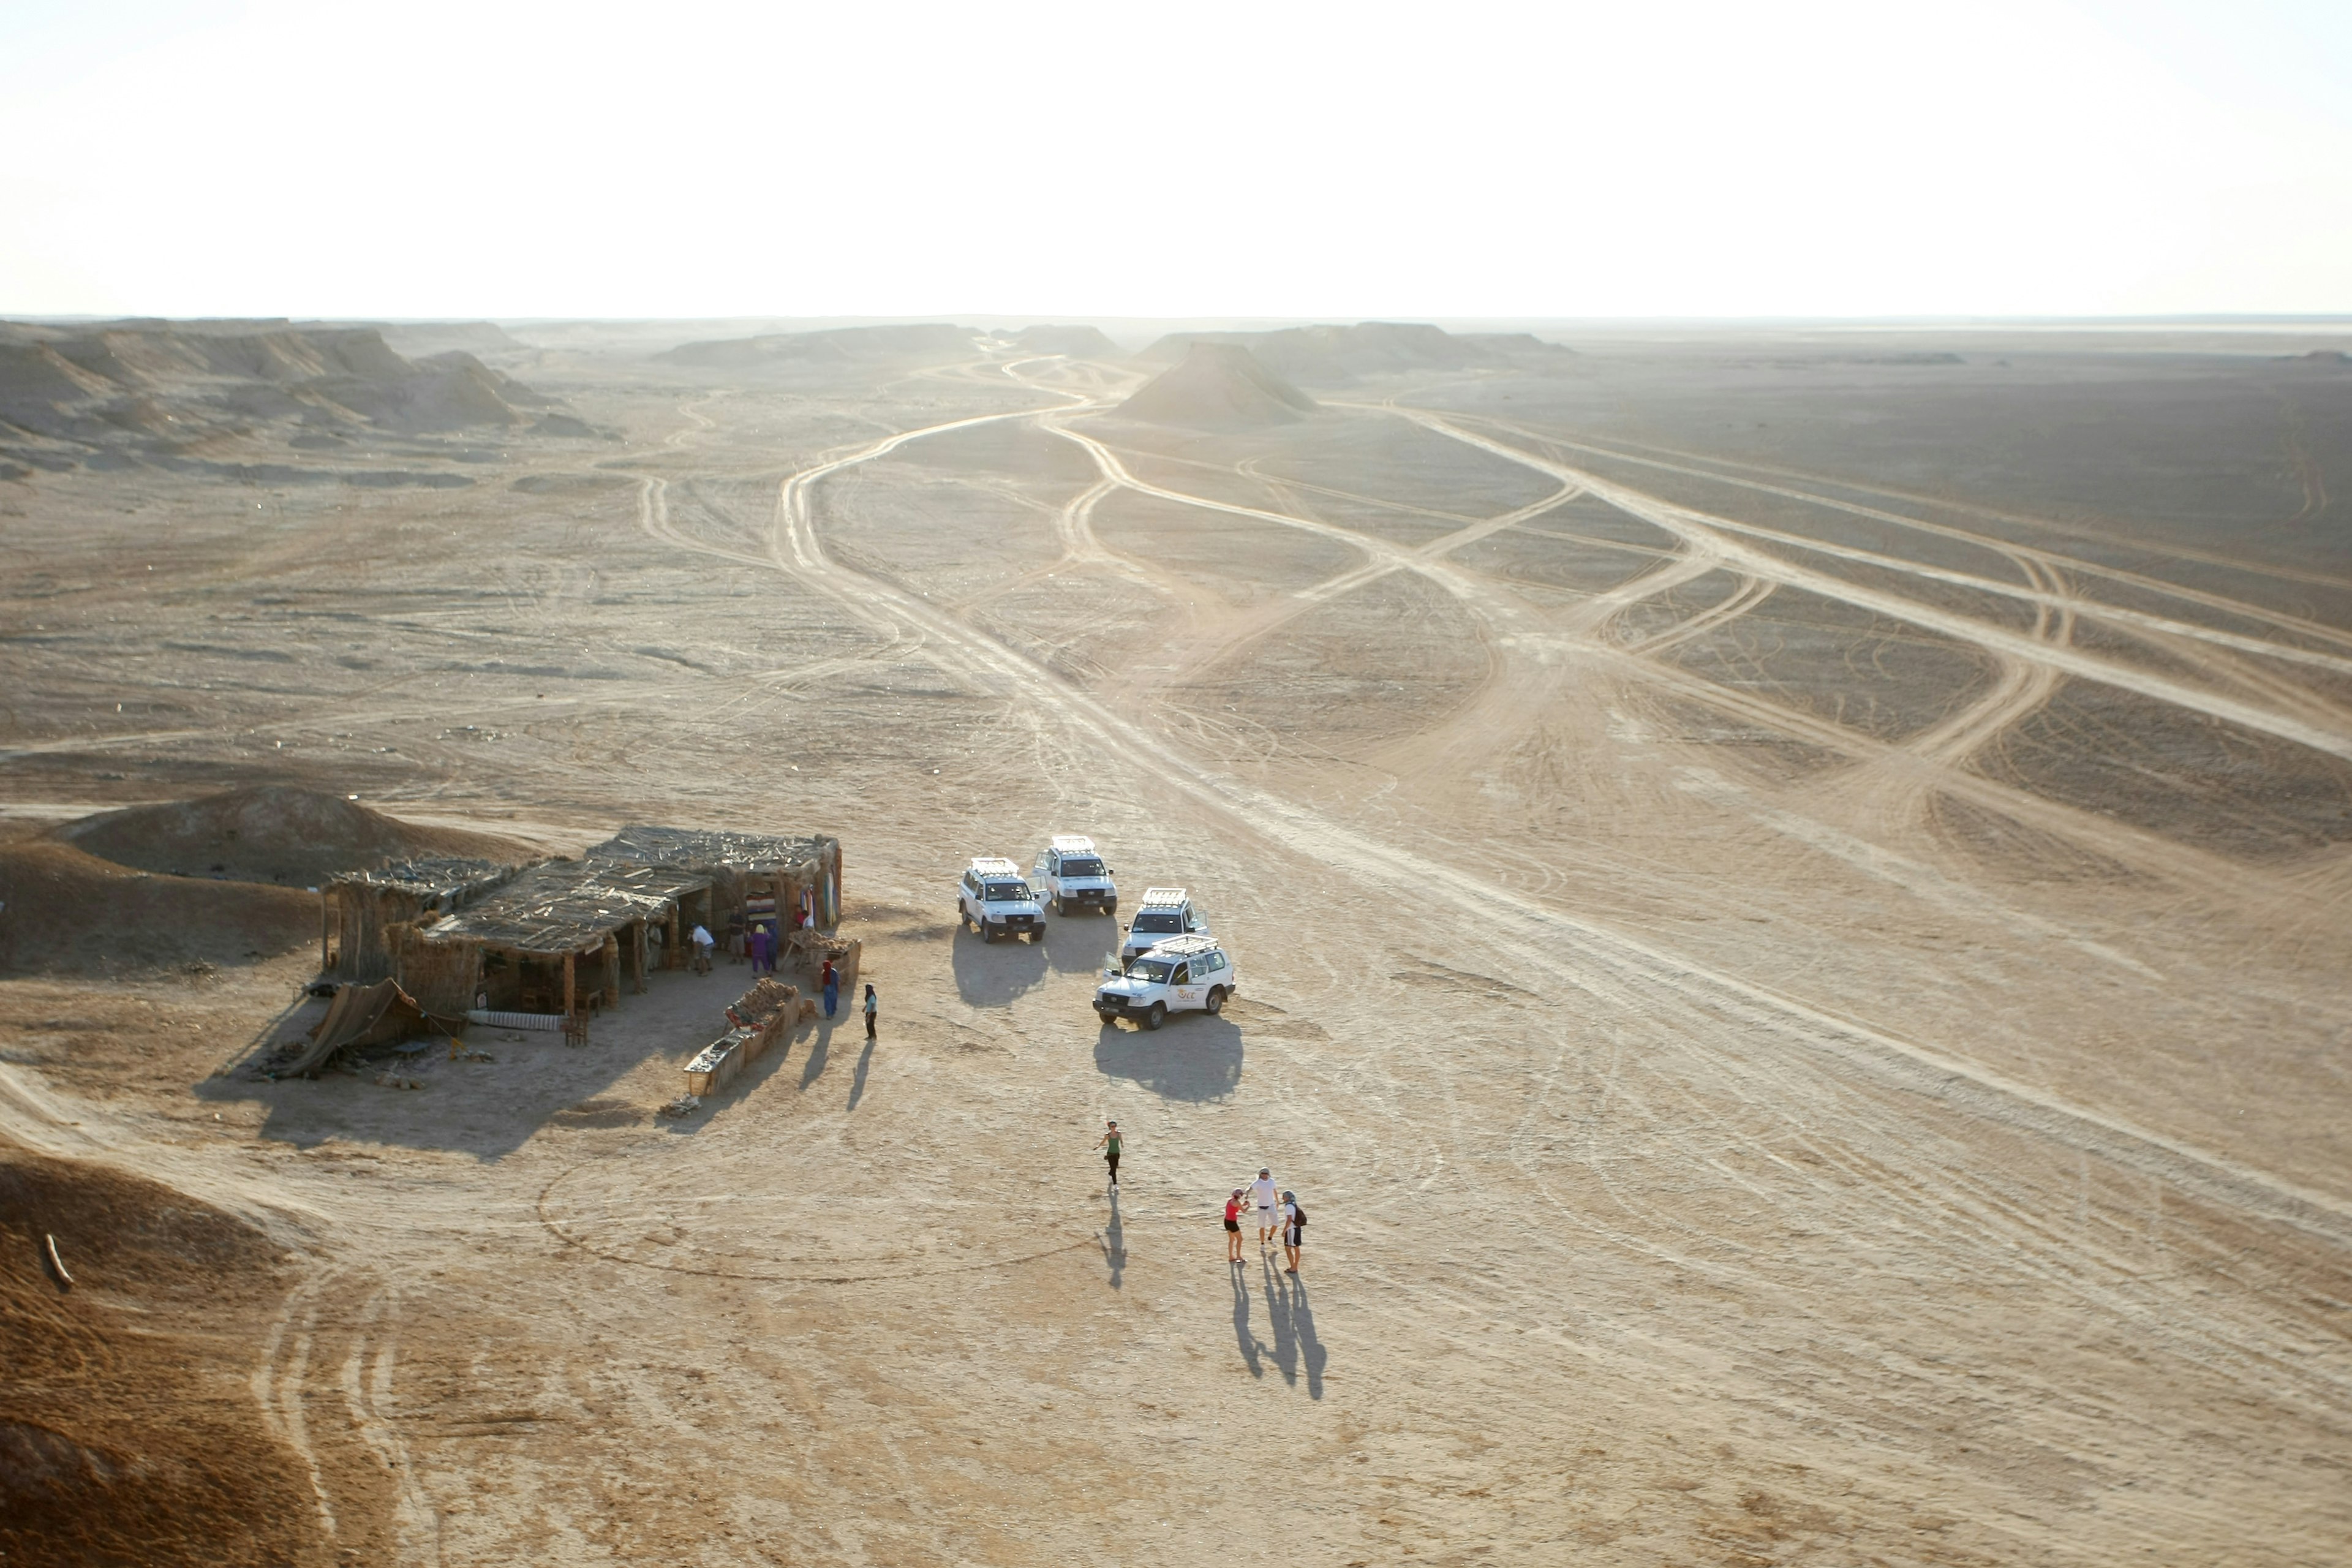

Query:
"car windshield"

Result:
[[1059, 857, 1105, 878], [1131, 911, 1182, 933], [1125, 957, 1174, 982], [984, 881, 1031, 902]]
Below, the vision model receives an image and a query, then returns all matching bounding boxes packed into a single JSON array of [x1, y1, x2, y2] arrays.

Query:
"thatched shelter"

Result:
[[322, 857, 529, 982], [386, 824, 842, 1020]]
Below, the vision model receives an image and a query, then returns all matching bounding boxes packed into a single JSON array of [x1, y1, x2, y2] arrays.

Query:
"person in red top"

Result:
[[1223, 1188, 1245, 1262]]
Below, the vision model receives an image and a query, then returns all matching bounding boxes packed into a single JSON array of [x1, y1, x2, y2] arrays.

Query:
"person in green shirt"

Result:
[[1093, 1119, 1122, 1192]]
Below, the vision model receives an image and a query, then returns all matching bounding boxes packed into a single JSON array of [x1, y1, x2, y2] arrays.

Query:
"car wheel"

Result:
[[1096, 1008, 1118, 1025], [980, 919, 995, 943], [1032, 926, 1046, 944], [1205, 986, 1226, 1015], [1104, 900, 1117, 918], [1142, 1001, 1166, 1031], [1054, 895, 1066, 916]]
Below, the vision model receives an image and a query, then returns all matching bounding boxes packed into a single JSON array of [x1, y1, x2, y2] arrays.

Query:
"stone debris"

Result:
[[658, 1093, 703, 1119]]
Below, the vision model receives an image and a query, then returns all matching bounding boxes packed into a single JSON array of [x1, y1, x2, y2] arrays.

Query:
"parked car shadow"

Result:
[[1044, 910, 1122, 976], [950, 921, 1049, 1006], [1093, 1013, 1243, 1101]]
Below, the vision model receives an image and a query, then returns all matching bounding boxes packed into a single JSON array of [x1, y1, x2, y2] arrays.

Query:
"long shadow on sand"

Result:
[[1263, 1254, 1326, 1399], [1093, 1015, 1243, 1101], [1042, 910, 1123, 976], [949, 924, 1048, 1006]]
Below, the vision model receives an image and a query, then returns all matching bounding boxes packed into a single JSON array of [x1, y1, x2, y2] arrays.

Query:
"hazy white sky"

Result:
[[3, 0, 2348, 319]]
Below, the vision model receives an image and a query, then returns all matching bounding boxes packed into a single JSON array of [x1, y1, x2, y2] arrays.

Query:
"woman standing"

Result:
[[1224, 1189, 1245, 1262], [862, 983, 878, 1038], [1093, 1120, 1122, 1193], [821, 958, 839, 1019]]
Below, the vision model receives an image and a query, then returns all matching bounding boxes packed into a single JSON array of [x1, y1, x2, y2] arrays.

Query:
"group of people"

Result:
[[1090, 1123, 1306, 1275], [1226, 1168, 1305, 1274]]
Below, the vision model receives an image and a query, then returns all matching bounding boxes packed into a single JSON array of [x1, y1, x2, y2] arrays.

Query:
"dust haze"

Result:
[[3, 314, 2350, 1564]]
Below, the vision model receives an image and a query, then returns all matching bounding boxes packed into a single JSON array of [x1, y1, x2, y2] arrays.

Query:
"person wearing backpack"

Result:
[[1280, 1190, 1305, 1273]]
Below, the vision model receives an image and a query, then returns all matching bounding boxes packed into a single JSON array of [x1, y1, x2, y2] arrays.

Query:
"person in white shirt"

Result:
[[690, 924, 715, 976], [1248, 1168, 1280, 1247]]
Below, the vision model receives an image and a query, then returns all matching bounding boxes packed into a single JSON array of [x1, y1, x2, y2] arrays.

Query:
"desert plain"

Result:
[[2, 316, 2350, 1566]]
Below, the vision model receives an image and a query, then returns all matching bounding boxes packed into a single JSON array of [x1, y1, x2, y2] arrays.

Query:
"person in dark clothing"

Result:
[[862, 983, 877, 1039]]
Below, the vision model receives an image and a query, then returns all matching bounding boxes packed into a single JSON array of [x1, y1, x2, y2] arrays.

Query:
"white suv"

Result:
[[1119, 887, 1207, 963], [1095, 934, 1238, 1030], [1032, 835, 1118, 916], [959, 857, 1045, 943]]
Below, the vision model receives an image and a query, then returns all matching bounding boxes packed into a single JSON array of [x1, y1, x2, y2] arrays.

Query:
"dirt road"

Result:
[[2, 328, 2348, 1565]]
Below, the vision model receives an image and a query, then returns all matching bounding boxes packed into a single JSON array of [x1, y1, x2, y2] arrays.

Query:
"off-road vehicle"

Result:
[[1118, 887, 1207, 963], [958, 856, 1045, 943], [1094, 933, 1238, 1030], [1032, 835, 1117, 916]]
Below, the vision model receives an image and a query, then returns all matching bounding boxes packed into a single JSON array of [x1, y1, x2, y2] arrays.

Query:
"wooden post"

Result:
[[320, 890, 331, 974], [602, 934, 621, 1008], [563, 949, 577, 1019], [668, 908, 682, 971]]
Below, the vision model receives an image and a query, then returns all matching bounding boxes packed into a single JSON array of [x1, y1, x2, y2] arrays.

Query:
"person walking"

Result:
[[1093, 1120, 1122, 1193], [1248, 1167, 1280, 1248], [1280, 1191, 1305, 1274], [862, 983, 878, 1038], [1224, 1188, 1245, 1262], [821, 959, 840, 1019], [690, 924, 714, 976]]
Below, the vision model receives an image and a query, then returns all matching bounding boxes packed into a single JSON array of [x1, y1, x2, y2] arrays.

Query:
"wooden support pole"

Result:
[[320, 891, 331, 974], [602, 934, 621, 1008], [563, 949, 577, 1019]]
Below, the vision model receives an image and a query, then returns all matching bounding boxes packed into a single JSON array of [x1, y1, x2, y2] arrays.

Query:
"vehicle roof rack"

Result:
[[970, 856, 1021, 875], [1049, 835, 1096, 853], [1139, 887, 1188, 905], [1142, 933, 1218, 955]]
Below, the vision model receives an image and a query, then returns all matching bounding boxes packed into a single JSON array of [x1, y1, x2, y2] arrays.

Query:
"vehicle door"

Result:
[[1035, 850, 1055, 892], [961, 871, 978, 921], [1183, 904, 1204, 934], [1170, 961, 1200, 1011]]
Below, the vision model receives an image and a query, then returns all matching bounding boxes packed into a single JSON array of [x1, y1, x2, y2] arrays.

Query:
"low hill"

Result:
[[1007, 325, 1122, 359], [1136, 322, 1575, 386], [0, 839, 316, 974], [0, 1140, 345, 1560], [1114, 342, 1319, 431], [657, 324, 976, 369], [0, 321, 576, 477], [57, 786, 533, 887]]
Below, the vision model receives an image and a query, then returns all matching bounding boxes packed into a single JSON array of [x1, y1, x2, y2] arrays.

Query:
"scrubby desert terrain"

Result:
[[3, 316, 2350, 1565]]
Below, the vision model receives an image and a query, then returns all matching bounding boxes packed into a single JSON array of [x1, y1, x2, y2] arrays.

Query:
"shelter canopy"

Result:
[[589, 824, 832, 873], [424, 859, 709, 956]]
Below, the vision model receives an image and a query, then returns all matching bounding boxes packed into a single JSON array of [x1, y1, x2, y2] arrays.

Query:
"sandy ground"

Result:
[[3, 326, 2351, 1565]]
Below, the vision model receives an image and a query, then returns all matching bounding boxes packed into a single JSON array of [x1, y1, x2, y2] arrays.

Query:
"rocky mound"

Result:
[[0, 1142, 385, 1562], [58, 786, 532, 887], [1136, 322, 1575, 386], [657, 323, 976, 369], [1114, 342, 1319, 431], [0, 321, 573, 480], [0, 840, 315, 974]]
